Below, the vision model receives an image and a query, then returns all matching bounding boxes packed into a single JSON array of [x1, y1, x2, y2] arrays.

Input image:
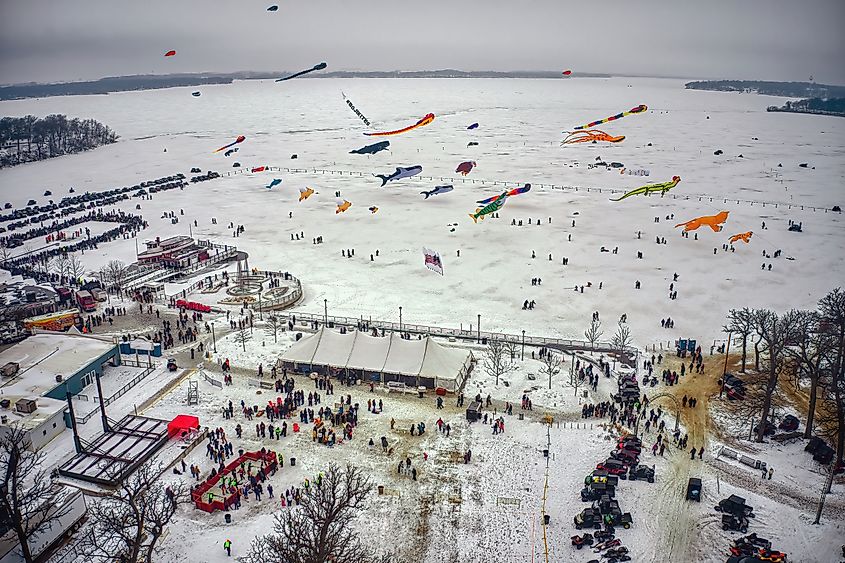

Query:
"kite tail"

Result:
[[469, 213, 478, 223], [421, 191, 431, 199], [674, 220, 691, 229], [376, 175, 389, 187]]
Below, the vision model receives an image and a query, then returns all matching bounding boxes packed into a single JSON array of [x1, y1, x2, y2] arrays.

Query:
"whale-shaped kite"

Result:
[[376, 165, 422, 186]]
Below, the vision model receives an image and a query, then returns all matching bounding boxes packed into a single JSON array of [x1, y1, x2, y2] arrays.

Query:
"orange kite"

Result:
[[561, 129, 625, 144], [729, 231, 753, 244], [675, 211, 729, 232]]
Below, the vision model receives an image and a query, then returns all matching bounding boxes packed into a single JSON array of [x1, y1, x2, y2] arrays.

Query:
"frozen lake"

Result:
[[2, 78, 844, 349]]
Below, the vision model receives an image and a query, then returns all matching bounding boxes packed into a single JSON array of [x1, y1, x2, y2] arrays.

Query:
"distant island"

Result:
[[684, 79, 845, 98], [0, 70, 614, 101], [766, 97, 845, 117], [0, 114, 118, 168]]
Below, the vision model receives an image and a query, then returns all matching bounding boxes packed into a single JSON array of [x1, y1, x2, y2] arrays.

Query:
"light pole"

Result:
[[521, 329, 525, 361], [477, 314, 481, 343], [720, 330, 732, 398], [211, 323, 217, 353], [399, 306, 403, 333], [323, 299, 328, 326]]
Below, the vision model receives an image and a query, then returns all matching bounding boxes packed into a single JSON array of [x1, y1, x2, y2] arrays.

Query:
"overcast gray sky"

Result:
[[1, 0, 843, 85]]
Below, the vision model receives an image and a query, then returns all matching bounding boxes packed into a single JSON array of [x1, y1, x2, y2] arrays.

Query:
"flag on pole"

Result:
[[422, 247, 444, 275]]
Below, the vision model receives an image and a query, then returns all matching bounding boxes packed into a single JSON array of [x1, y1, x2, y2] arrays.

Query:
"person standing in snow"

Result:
[[223, 539, 232, 557]]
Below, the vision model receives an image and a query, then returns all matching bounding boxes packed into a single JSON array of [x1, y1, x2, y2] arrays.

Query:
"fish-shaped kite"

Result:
[[562, 70, 572, 76], [610, 176, 680, 202], [469, 194, 507, 223], [299, 187, 314, 201], [164, 50, 176, 57], [336, 199, 352, 214], [456, 161, 476, 176], [276, 62, 327, 82], [467, 123, 479, 130], [213, 135, 246, 154], [421, 185, 454, 199], [365, 114, 435, 137], [267, 5, 278, 11], [266, 179, 282, 189], [476, 184, 531, 204], [191, 91, 201, 97], [467, 142, 479, 147], [375, 165, 422, 187], [729, 231, 753, 244], [350, 141, 390, 155]]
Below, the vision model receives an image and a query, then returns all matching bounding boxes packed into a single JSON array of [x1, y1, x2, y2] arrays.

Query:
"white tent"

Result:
[[279, 328, 472, 391]]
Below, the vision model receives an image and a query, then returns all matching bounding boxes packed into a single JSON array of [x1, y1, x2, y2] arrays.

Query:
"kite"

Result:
[[562, 130, 626, 144], [276, 62, 327, 82], [562, 70, 572, 76], [423, 248, 444, 275], [342, 92, 372, 127], [610, 176, 681, 202], [456, 161, 476, 176], [251, 166, 267, 173], [376, 165, 422, 187], [675, 211, 729, 233], [299, 187, 314, 201], [191, 91, 201, 97], [421, 185, 454, 199], [350, 141, 389, 155], [729, 231, 753, 244], [476, 184, 531, 205], [365, 113, 435, 137], [213, 135, 245, 154], [336, 199, 352, 214], [573, 104, 647, 130], [467, 142, 479, 147], [467, 123, 479, 130], [267, 5, 278, 11], [266, 179, 282, 190], [224, 148, 239, 157], [164, 50, 176, 57], [369, 206, 379, 214], [469, 194, 507, 223]]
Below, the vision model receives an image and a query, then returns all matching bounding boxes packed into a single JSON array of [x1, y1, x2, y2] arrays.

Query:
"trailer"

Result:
[[0, 488, 86, 563]]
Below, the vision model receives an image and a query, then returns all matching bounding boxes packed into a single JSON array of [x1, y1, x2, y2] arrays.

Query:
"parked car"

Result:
[[686, 477, 702, 501], [596, 459, 630, 477]]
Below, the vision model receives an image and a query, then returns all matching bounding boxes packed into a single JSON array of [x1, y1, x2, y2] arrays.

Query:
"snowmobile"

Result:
[[594, 528, 615, 542], [731, 533, 772, 556], [593, 538, 621, 552], [571, 533, 594, 549], [758, 548, 788, 563], [721, 513, 749, 533]]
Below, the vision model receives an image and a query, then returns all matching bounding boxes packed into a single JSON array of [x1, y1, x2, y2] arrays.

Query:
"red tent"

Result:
[[168, 414, 199, 438]]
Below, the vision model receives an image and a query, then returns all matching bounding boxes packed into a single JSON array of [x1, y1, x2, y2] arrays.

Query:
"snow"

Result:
[[1, 77, 843, 562]]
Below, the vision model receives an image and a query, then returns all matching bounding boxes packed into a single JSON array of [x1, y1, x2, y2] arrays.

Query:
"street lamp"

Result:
[[477, 314, 481, 343], [720, 330, 732, 398], [258, 289, 263, 321], [399, 306, 403, 333], [521, 329, 525, 361], [323, 299, 328, 326], [211, 323, 217, 354]]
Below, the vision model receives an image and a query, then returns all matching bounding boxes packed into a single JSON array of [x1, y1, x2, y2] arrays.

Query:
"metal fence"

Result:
[[78, 364, 156, 424]]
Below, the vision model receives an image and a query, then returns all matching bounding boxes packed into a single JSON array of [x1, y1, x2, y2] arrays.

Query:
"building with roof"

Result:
[[0, 331, 120, 450], [279, 328, 473, 391]]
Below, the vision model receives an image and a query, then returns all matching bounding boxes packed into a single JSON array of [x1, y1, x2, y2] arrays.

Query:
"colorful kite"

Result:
[[729, 231, 753, 244], [266, 179, 282, 189], [476, 184, 531, 205], [421, 185, 453, 199], [276, 62, 327, 82], [562, 130, 625, 144], [336, 199, 352, 214], [469, 194, 507, 223], [467, 123, 479, 130], [456, 161, 476, 176], [376, 165, 422, 187], [164, 50, 176, 57], [573, 104, 647, 130], [423, 248, 444, 275], [342, 92, 372, 127], [299, 187, 314, 202], [365, 113, 435, 137], [562, 70, 572, 76], [213, 135, 245, 154], [675, 211, 729, 233], [369, 206, 379, 214], [251, 166, 267, 173], [610, 176, 681, 202]]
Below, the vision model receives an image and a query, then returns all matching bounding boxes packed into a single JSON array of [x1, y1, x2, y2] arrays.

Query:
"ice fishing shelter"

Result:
[[279, 328, 472, 391]]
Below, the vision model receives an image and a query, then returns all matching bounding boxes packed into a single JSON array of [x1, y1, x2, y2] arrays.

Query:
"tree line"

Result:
[[0, 114, 118, 168]]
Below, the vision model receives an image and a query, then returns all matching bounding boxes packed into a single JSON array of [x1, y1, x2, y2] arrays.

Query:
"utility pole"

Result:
[[399, 306, 403, 333], [521, 329, 526, 361], [211, 323, 217, 353], [477, 314, 481, 343], [720, 330, 732, 397], [324, 299, 328, 326]]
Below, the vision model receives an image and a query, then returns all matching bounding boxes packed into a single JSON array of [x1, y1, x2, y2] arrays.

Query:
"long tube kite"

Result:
[[562, 130, 625, 144], [573, 105, 647, 130], [342, 92, 372, 127], [364, 113, 435, 137], [675, 211, 729, 233], [610, 176, 680, 202], [476, 184, 531, 205], [213, 135, 245, 154], [276, 62, 327, 82]]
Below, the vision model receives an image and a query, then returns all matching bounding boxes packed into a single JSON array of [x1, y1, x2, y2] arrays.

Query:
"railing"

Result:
[[77, 364, 156, 424]]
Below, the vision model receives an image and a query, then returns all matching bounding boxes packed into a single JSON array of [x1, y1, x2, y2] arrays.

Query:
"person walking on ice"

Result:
[[224, 539, 232, 557]]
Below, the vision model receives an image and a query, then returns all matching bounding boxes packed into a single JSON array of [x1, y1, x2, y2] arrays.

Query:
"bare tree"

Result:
[[482, 340, 514, 386], [234, 322, 252, 352], [565, 359, 586, 398], [584, 318, 603, 349], [540, 350, 564, 390], [785, 310, 832, 438], [723, 371, 789, 440], [817, 288, 845, 466], [265, 314, 283, 344], [49, 254, 69, 278], [103, 259, 129, 297], [752, 309, 797, 442], [243, 463, 393, 563], [503, 339, 520, 361], [611, 321, 632, 356], [725, 307, 755, 372], [0, 425, 67, 563], [65, 254, 85, 281], [79, 463, 187, 563], [0, 241, 12, 265]]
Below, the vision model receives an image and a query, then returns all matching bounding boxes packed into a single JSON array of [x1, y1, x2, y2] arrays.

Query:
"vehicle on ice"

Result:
[[627, 464, 655, 483], [596, 459, 630, 477], [573, 507, 603, 529], [686, 477, 702, 501], [570, 533, 593, 549], [715, 495, 755, 517]]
